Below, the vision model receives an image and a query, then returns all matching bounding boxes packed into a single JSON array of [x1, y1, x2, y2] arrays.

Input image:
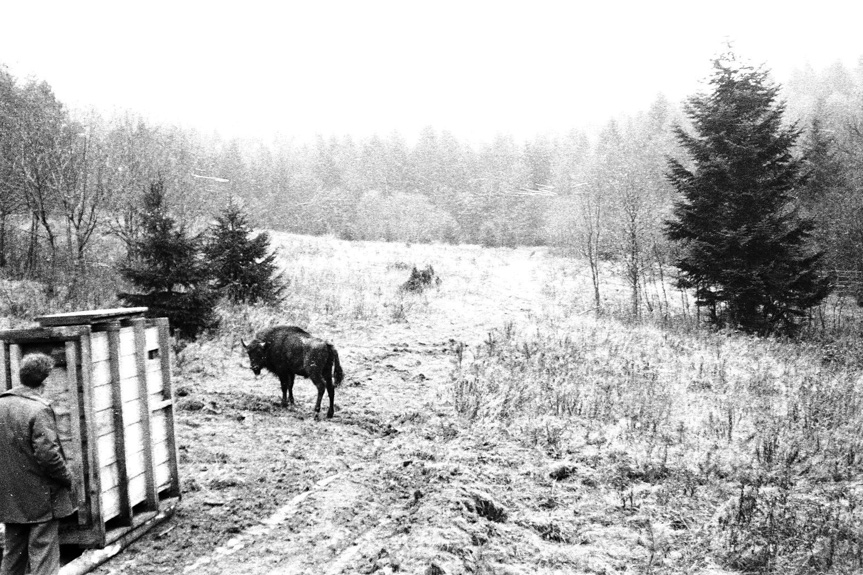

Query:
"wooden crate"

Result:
[[0, 308, 180, 549]]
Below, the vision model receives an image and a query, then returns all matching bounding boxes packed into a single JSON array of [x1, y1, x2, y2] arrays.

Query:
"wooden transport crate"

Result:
[[0, 308, 181, 549]]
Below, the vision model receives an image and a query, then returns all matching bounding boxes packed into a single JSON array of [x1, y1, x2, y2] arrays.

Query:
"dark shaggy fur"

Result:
[[243, 326, 344, 418]]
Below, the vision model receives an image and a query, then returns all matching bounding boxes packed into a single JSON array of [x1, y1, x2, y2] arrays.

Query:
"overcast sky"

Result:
[[1, 0, 860, 145]]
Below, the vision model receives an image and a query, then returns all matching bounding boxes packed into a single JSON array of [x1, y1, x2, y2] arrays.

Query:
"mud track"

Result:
[[92, 252, 574, 574]]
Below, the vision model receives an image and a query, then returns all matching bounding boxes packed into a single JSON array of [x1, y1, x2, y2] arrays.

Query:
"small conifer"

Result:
[[203, 198, 285, 304], [119, 179, 218, 339]]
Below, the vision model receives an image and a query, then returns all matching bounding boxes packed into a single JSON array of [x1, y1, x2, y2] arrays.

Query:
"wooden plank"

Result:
[[77, 328, 104, 543], [120, 375, 141, 402], [150, 390, 165, 408], [35, 307, 148, 327], [97, 433, 117, 466], [91, 360, 111, 387], [157, 317, 181, 498], [155, 463, 171, 490], [123, 423, 145, 461], [0, 343, 9, 390], [90, 332, 110, 363], [123, 401, 143, 426], [0, 325, 89, 342], [133, 318, 158, 511], [117, 358, 137, 381], [151, 411, 168, 444], [128, 473, 147, 506], [9, 344, 21, 387], [118, 327, 137, 358], [95, 401, 142, 437], [150, 398, 173, 412], [95, 410, 113, 438], [94, 410, 112, 438], [145, 327, 159, 352], [146, 357, 162, 375], [107, 322, 132, 526], [153, 442, 170, 466], [101, 487, 120, 522], [92, 383, 112, 412], [146, 362, 163, 395], [98, 468, 148, 517], [100, 462, 120, 491], [124, 444, 146, 478]]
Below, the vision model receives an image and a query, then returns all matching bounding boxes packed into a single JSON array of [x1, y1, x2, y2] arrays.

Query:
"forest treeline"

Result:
[[1, 59, 862, 312]]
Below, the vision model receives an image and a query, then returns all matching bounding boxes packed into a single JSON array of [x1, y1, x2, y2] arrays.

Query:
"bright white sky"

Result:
[[1, 0, 860, 145]]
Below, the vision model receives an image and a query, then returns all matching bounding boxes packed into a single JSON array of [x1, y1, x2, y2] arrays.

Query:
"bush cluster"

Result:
[[119, 180, 285, 340]]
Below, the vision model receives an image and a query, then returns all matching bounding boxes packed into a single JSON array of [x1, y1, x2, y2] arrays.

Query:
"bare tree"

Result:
[[577, 187, 603, 311], [0, 68, 28, 271]]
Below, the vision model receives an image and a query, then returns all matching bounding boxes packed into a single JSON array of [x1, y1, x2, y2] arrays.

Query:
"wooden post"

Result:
[[131, 318, 158, 510], [78, 326, 104, 542], [157, 318, 181, 498], [64, 340, 88, 526], [107, 322, 132, 526]]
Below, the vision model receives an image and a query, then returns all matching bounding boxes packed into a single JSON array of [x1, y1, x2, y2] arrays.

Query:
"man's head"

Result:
[[20, 353, 55, 388]]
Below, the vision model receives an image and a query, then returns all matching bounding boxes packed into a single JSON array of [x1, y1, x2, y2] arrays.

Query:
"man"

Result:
[[0, 353, 76, 575]]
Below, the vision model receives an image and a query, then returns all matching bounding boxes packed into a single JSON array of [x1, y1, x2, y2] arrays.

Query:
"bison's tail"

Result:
[[330, 345, 344, 387]]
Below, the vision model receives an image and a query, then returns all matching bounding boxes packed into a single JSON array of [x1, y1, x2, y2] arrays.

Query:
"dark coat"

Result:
[[0, 386, 76, 523]]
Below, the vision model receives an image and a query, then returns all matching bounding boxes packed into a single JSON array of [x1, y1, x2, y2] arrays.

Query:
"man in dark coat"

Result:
[[0, 353, 76, 575]]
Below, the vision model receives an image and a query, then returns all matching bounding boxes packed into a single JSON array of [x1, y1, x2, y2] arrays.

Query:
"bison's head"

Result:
[[242, 339, 268, 376]]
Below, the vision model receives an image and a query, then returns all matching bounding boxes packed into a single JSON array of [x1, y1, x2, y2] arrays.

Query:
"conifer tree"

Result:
[[203, 198, 285, 304], [665, 50, 830, 335], [119, 179, 218, 339]]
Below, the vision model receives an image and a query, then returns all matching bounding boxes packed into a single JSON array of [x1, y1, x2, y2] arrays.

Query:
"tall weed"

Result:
[[451, 314, 863, 573]]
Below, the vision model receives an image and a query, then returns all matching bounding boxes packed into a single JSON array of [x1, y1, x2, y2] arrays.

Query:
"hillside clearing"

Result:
[[86, 235, 863, 575]]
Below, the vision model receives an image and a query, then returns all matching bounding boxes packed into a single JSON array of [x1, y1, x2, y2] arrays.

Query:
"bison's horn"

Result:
[[241, 338, 248, 349]]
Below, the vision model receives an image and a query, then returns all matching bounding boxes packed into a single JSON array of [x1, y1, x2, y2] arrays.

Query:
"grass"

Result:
[[452, 268, 863, 573], [166, 236, 863, 573]]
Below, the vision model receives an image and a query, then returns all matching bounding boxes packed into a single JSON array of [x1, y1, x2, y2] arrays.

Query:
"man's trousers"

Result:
[[1, 521, 60, 575]]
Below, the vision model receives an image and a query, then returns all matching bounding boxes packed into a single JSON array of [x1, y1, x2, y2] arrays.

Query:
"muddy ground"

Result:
[[85, 246, 715, 575]]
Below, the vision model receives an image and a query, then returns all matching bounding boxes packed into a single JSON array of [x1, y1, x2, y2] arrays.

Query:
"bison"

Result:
[[242, 326, 344, 418]]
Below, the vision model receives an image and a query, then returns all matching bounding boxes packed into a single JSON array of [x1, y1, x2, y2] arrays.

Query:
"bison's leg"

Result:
[[279, 373, 296, 408], [311, 372, 327, 420], [324, 370, 335, 419]]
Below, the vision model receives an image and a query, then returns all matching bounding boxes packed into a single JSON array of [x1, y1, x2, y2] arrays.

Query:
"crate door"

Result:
[[6, 341, 93, 534]]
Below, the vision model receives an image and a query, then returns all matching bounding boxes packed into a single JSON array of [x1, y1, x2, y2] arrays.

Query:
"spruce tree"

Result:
[[665, 50, 830, 335], [203, 198, 285, 304], [119, 179, 218, 339]]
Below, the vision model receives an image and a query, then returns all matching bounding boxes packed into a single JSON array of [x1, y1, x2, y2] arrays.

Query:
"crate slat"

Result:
[[120, 375, 141, 403], [118, 327, 136, 358], [92, 359, 111, 387], [90, 332, 110, 363], [102, 487, 120, 522], [153, 441, 170, 466], [145, 327, 160, 352], [155, 463, 171, 490]]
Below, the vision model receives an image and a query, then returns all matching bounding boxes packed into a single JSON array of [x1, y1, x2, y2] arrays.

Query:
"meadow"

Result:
[[190, 234, 863, 573], [5, 232, 863, 574]]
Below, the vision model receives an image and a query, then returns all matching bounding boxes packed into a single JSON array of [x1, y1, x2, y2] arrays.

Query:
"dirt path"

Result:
[[94, 251, 564, 575]]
